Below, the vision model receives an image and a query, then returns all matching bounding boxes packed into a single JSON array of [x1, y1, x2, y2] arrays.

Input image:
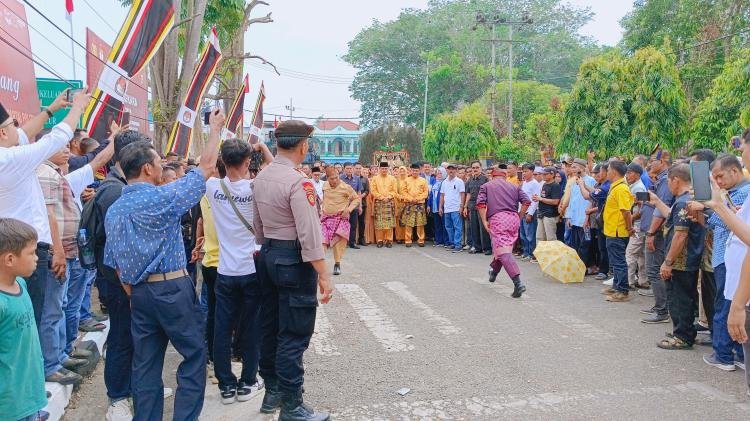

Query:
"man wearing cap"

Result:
[[566, 158, 596, 267], [0, 91, 89, 328], [533, 167, 562, 246], [477, 167, 531, 297], [320, 166, 360, 275], [625, 162, 648, 289], [252, 120, 333, 421], [400, 163, 429, 247], [371, 162, 398, 248]]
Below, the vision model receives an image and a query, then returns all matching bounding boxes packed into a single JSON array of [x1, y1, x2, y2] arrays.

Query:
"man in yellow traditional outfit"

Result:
[[400, 163, 429, 247], [370, 162, 398, 248], [320, 167, 360, 275], [394, 166, 408, 243]]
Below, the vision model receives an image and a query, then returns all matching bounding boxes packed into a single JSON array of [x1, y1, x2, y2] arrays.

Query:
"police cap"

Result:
[[275, 120, 314, 149]]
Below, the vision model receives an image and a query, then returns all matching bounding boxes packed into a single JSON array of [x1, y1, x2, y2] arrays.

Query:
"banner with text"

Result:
[[0, 0, 39, 124]]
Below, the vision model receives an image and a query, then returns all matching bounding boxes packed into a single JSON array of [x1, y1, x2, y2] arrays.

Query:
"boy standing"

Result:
[[0, 218, 47, 421]]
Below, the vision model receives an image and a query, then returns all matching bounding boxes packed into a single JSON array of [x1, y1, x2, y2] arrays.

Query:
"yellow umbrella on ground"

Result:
[[533, 240, 585, 284]]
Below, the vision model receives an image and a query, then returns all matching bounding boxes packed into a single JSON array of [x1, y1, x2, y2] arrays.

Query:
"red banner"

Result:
[[0, 0, 39, 124], [247, 82, 265, 144], [85, 28, 149, 134]]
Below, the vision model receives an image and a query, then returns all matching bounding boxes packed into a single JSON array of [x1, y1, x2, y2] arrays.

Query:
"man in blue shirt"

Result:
[[104, 110, 225, 421], [341, 163, 362, 249]]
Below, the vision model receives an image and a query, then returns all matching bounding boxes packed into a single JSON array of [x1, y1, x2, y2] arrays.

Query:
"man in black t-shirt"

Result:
[[533, 167, 562, 243]]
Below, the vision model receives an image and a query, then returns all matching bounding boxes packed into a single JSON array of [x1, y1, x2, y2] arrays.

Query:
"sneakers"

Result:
[[595, 273, 608, 280], [736, 356, 746, 371], [640, 306, 656, 315], [462, 245, 471, 250], [529, 257, 538, 263], [45, 368, 82, 385], [62, 357, 88, 370], [641, 314, 670, 324], [332, 263, 341, 276], [70, 348, 93, 359], [451, 248, 463, 253], [237, 379, 265, 402], [220, 385, 237, 405], [602, 277, 614, 286], [694, 322, 710, 332], [105, 398, 133, 421], [601, 287, 617, 295], [638, 288, 654, 297], [703, 353, 736, 371], [606, 292, 631, 302], [468, 247, 478, 254]]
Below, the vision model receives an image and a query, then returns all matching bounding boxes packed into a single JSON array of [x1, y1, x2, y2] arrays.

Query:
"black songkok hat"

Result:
[[0, 102, 9, 125], [379, 162, 389, 168], [410, 163, 420, 169]]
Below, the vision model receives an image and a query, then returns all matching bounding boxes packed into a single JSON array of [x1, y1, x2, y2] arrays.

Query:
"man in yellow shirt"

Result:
[[320, 167, 360, 275], [400, 163, 429, 247], [370, 162, 398, 247], [601, 160, 635, 302]]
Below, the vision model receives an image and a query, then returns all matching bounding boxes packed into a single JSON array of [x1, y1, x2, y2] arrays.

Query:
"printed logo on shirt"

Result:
[[212, 190, 252, 203], [302, 181, 316, 206]]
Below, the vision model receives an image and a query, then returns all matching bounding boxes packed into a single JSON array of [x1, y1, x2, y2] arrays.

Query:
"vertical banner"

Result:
[[0, 0, 39, 124], [246, 82, 266, 144], [85, 29, 149, 134], [165, 28, 222, 156], [81, 0, 173, 141], [223, 74, 248, 139]]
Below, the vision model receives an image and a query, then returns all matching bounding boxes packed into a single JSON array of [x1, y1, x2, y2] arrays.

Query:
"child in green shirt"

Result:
[[0, 218, 47, 421]]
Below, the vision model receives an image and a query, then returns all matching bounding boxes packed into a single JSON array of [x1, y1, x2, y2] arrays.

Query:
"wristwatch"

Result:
[[43, 108, 53, 119]]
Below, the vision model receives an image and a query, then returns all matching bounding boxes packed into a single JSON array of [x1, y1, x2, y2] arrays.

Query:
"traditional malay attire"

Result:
[[371, 162, 398, 247], [394, 167, 408, 243], [400, 164, 429, 246], [320, 174, 360, 275]]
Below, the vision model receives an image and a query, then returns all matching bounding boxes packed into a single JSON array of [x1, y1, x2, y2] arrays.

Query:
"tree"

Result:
[[422, 103, 496, 163], [481, 80, 561, 135], [521, 95, 565, 153], [358, 124, 423, 165], [422, 113, 449, 163], [691, 49, 750, 150]]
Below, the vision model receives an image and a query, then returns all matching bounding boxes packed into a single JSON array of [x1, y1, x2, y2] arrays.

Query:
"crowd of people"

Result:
[[1, 88, 750, 421]]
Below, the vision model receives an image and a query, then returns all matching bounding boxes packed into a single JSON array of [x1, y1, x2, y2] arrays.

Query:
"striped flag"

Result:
[[81, 0, 174, 141], [247, 82, 265, 144], [224, 74, 249, 138], [165, 27, 222, 156]]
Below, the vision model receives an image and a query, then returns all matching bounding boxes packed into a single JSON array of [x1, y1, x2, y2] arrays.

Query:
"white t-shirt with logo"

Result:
[[723, 202, 750, 304], [440, 176, 465, 213], [206, 177, 257, 276]]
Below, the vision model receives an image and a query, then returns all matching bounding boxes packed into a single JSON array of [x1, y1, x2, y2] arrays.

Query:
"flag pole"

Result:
[[67, 7, 76, 79]]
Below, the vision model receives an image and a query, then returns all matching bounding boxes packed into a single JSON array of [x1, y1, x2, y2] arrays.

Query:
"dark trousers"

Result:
[[469, 208, 491, 252], [667, 269, 699, 345], [257, 243, 318, 395], [25, 242, 50, 327], [593, 228, 609, 274], [348, 210, 359, 246], [606, 236, 629, 293], [700, 268, 716, 332], [201, 266, 217, 362], [131, 276, 206, 421], [424, 207, 434, 241], [712, 264, 744, 363], [103, 270, 133, 400], [357, 207, 367, 244], [214, 273, 261, 389], [645, 232, 668, 315], [569, 226, 591, 267], [432, 212, 446, 245]]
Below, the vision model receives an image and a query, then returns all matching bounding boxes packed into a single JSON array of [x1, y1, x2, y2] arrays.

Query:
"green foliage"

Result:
[[481, 80, 562, 135], [494, 137, 532, 163], [422, 114, 450, 163], [422, 103, 497, 163], [691, 50, 750, 150], [521, 97, 564, 151], [358, 124, 424, 165]]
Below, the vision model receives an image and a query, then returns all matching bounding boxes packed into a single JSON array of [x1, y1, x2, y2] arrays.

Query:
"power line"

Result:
[[252, 110, 361, 120], [81, 0, 119, 35]]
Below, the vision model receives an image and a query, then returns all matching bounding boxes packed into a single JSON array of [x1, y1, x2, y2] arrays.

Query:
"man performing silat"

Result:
[[477, 167, 532, 298], [370, 162, 398, 248], [400, 163, 429, 247], [320, 167, 360, 275]]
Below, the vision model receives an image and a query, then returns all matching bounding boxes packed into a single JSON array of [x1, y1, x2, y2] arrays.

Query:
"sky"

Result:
[[19, 0, 634, 125]]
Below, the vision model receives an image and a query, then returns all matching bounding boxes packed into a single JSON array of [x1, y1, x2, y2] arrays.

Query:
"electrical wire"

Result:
[[81, 0, 119, 35]]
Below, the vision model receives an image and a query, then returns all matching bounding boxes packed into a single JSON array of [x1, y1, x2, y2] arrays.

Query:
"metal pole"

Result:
[[69, 14, 76, 80], [422, 60, 429, 134], [490, 23, 496, 129], [508, 24, 513, 140]]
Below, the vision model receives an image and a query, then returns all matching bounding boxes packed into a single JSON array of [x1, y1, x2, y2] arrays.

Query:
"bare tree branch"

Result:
[[171, 13, 202, 31], [247, 12, 273, 27], [226, 53, 281, 75]]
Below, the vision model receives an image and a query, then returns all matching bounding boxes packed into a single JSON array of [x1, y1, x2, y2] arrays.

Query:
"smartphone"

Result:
[[732, 136, 741, 150], [204, 111, 211, 125], [636, 191, 650, 202], [690, 160, 711, 201], [66, 88, 83, 102], [655, 148, 663, 160], [120, 111, 130, 126], [650, 143, 661, 157]]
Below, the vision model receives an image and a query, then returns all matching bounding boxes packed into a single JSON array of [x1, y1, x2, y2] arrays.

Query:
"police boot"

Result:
[[279, 390, 330, 421], [511, 275, 526, 298], [260, 378, 281, 414]]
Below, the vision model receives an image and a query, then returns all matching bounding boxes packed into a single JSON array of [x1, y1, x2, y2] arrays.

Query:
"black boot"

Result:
[[333, 263, 341, 276], [511, 275, 526, 298], [279, 390, 330, 421], [260, 377, 281, 414], [488, 268, 498, 283]]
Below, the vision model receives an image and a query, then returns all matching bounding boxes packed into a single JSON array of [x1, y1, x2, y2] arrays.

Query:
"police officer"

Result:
[[252, 120, 334, 421]]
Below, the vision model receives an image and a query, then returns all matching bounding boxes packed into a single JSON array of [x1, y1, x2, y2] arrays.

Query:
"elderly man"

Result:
[[478, 168, 531, 297], [321, 166, 360, 275], [625, 163, 648, 289], [371, 162, 398, 248], [400, 163, 429, 247]]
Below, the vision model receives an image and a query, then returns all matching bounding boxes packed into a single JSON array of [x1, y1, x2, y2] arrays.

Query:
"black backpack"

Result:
[[77, 178, 120, 269]]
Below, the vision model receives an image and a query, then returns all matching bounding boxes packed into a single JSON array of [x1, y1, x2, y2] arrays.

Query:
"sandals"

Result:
[[657, 335, 692, 350], [79, 319, 106, 332]]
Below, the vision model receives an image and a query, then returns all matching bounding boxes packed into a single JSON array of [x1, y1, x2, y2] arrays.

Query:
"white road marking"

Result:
[[383, 281, 461, 335], [337, 283, 415, 352], [470, 277, 534, 300], [413, 248, 464, 268], [311, 306, 341, 356]]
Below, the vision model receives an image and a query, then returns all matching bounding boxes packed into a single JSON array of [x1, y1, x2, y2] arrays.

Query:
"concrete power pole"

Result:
[[285, 98, 295, 119], [422, 60, 429, 134]]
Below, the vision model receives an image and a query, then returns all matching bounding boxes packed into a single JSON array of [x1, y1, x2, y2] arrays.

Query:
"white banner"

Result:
[[97, 61, 129, 103], [177, 104, 197, 128]]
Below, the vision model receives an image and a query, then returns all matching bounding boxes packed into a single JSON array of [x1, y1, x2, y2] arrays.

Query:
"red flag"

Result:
[[273, 117, 278, 129], [65, 0, 74, 14], [243, 74, 250, 94]]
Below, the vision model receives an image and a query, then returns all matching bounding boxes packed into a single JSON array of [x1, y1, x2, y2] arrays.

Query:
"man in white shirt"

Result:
[[311, 166, 324, 201], [206, 138, 272, 404], [439, 164, 466, 252], [520, 163, 542, 259], [0, 90, 90, 326]]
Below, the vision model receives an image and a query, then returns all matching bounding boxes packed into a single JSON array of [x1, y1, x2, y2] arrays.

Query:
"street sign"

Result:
[[36, 78, 83, 129]]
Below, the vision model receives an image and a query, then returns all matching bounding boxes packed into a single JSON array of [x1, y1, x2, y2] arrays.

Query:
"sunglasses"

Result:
[[0, 118, 19, 129]]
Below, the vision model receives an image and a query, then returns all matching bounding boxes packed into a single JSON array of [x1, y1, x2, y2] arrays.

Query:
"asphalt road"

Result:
[[65, 244, 750, 420]]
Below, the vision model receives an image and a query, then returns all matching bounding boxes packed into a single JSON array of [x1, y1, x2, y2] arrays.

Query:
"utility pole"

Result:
[[285, 98, 295, 118], [422, 60, 429, 134]]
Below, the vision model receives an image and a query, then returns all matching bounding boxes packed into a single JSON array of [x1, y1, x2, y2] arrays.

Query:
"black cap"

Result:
[[626, 163, 644, 175], [275, 120, 314, 149], [379, 162, 389, 168], [446, 164, 456, 170], [544, 166, 556, 174], [0, 102, 9, 125], [410, 163, 420, 169]]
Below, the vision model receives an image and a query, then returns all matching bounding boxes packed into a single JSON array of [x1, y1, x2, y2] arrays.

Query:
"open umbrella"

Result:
[[533, 240, 585, 284]]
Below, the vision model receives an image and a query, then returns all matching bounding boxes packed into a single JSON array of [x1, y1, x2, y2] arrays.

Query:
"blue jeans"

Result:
[[520, 217, 537, 257], [432, 212, 446, 245], [606, 236, 629, 293], [40, 267, 68, 376], [214, 273, 261, 389], [443, 212, 462, 249], [78, 267, 97, 323], [64, 258, 91, 354], [712, 264, 745, 364]]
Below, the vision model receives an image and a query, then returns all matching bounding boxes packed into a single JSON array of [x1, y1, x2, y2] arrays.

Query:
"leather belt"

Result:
[[147, 269, 188, 283], [264, 239, 301, 249]]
